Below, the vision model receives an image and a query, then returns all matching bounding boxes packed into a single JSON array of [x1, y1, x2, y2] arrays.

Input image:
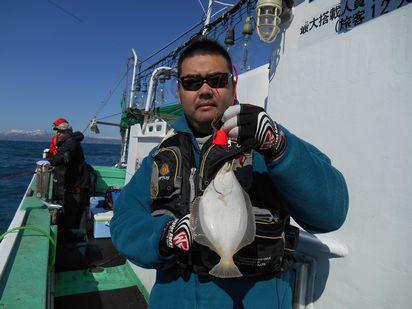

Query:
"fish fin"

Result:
[[190, 197, 219, 252], [236, 190, 256, 250], [209, 260, 243, 278]]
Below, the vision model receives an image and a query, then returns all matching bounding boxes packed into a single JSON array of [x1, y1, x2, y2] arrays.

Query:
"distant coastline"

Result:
[[0, 129, 121, 145]]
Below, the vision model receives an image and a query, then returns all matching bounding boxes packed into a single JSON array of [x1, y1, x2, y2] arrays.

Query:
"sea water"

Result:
[[0, 140, 121, 233]]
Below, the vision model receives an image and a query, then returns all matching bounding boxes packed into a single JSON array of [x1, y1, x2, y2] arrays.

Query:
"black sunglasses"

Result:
[[179, 72, 232, 91]]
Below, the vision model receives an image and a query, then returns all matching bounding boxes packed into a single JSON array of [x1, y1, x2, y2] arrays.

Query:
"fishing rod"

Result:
[[1, 172, 34, 180]]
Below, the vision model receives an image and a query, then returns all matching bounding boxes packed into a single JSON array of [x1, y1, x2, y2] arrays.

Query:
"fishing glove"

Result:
[[221, 104, 286, 162], [159, 214, 192, 256]]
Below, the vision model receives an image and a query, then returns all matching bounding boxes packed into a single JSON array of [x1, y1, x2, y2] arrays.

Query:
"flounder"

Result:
[[190, 162, 255, 278]]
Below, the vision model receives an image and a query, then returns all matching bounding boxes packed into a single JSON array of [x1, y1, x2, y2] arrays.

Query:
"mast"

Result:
[[202, 0, 214, 35], [128, 49, 138, 108], [119, 48, 138, 166]]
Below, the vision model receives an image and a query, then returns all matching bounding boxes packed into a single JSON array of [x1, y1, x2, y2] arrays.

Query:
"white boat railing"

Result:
[[0, 174, 35, 281], [293, 231, 348, 309]]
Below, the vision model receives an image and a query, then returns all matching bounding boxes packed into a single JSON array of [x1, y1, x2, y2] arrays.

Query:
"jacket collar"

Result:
[[171, 116, 193, 134], [171, 116, 204, 160]]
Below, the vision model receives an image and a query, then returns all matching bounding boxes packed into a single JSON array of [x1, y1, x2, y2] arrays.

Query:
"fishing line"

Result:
[[93, 67, 132, 119], [83, 64, 132, 133], [138, 0, 249, 77], [47, 0, 83, 23], [1, 172, 34, 180], [139, 20, 205, 70], [84, 0, 250, 135], [197, 0, 207, 14], [96, 112, 123, 121]]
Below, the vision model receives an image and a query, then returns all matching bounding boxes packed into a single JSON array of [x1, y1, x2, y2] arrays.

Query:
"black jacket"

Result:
[[49, 131, 90, 191]]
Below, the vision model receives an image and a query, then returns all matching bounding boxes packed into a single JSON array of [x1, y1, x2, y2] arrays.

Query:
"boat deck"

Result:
[[54, 232, 147, 308], [0, 166, 148, 308], [55, 286, 146, 309]]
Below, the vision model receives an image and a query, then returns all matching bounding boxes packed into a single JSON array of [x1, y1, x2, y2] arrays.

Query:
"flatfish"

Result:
[[190, 162, 255, 278]]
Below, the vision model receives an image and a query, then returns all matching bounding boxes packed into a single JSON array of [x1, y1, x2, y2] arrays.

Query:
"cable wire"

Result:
[[84, 0, 250, 134], [83, 62, 133, 133]]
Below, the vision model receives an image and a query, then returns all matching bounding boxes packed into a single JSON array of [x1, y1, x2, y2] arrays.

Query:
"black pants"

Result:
[[60, 190, 89, 230]]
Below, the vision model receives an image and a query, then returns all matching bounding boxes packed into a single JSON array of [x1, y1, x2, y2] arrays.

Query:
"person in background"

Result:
[[48, 118, 69, 158], [48, 118, 69, 202], [110, 38, 349, 308], [48, 120, 90, 230]]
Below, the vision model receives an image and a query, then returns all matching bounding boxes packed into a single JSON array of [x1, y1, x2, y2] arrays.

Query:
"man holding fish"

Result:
[[111, 38, 348, 308]]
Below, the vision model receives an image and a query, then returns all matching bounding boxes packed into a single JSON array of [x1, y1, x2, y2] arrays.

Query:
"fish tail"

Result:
[[209, 260, 243, 278]]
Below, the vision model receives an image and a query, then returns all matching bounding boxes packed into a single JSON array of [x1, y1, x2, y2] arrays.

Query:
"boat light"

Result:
[[135, 82, 148, 109], [256, 0, 282, 43], [156, 74, 170, 106], [224, 26, 235, 46], [243, 16, 254, 36], [239, 16, 254, 72]]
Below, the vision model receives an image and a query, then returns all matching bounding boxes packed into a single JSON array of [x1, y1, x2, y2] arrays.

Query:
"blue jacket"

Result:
[[110, 116, 348, 309]]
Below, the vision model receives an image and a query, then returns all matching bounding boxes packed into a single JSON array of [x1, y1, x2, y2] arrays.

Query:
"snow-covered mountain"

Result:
[[0, 129, 120, 144]]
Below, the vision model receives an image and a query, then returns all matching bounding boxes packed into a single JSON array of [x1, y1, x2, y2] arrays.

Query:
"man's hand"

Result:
[[221, 104, 286, 161], [160, 214, 192, 256]]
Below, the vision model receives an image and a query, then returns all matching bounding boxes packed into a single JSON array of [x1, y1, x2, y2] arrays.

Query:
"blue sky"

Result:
[[0, 0, 269, 138]]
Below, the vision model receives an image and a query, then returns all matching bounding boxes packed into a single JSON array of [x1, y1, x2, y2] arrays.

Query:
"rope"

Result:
[[83, 62, 133, 133], [0, 226, 57, 271]]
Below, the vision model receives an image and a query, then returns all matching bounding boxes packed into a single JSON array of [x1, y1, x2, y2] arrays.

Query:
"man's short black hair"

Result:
[[177, 37, 233, 76]]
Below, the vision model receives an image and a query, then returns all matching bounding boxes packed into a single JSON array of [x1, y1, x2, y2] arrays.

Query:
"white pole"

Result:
[[120, 49, 139, 165], [202, 0, 214, 35], [143, 66, 177, 132], [128, 48, 138, 108], [144, 66, 176, 112]]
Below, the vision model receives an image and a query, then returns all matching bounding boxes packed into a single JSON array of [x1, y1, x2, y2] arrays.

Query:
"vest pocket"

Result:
[[190, 207, 289, 277], [233, 207, 286, 276], [151, 146, 182, 199]]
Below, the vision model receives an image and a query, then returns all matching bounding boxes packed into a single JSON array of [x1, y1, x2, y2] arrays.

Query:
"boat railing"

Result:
[[0, 174, 36, 280], [292, 230, 348, 309]]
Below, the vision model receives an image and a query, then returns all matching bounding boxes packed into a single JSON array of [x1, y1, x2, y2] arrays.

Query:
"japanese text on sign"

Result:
[[300, 0, 411, 35]]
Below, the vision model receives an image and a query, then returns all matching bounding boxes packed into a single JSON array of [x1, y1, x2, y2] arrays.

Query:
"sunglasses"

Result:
[[179, 72, 232, 91]]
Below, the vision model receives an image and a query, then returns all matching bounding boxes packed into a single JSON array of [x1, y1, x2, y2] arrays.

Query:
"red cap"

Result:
[[53, 118, 68, 127], [213, 130, 228, 146]]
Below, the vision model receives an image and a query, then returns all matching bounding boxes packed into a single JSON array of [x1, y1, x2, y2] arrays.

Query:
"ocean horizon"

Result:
[[0, 140, 122, 234]]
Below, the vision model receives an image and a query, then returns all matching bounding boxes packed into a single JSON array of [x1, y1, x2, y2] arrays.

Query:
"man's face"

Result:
[[178, 54, 234, 135], [56, 130, 71, 143]]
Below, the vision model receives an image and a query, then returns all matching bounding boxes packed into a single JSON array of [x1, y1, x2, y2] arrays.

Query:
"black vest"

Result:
[[150, 131, 299, 277]]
